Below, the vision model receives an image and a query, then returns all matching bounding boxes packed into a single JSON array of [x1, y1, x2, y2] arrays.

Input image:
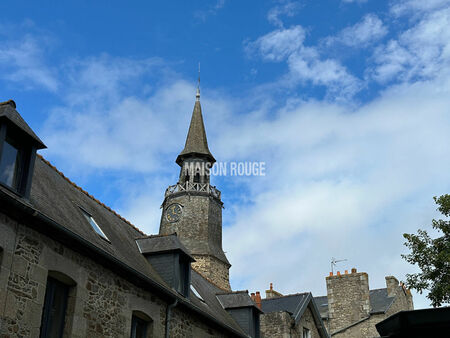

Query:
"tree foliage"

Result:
[[402, 194, 450, 307]]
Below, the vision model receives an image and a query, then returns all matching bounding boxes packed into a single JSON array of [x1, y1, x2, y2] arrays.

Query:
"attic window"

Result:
[[80, 208, 109, 241], [0, 136, 23, 191], [191, 285, 205, 302]]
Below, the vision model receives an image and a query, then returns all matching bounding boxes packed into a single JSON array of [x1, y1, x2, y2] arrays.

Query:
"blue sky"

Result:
[[1, 0, 450, 309]]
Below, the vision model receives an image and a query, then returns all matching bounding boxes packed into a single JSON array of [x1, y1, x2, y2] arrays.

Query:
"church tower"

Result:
[[159, 87, 231, 290]]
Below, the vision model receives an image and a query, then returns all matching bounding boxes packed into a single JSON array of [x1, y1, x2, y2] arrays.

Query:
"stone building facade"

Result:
[[0, 97, 259, 338], [259, 291, 329, 338], [314, 269, 414, 337]]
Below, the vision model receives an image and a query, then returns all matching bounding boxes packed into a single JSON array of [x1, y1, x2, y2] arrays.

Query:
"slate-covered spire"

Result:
[[176, 89, 215, 166]]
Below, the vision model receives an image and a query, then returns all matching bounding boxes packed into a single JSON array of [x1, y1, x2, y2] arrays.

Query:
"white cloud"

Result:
[[342, 0, 369, 3], [247, 26, 306, 61], [267, 1, 301, 28], [325, 14, 388, 48], [246, 26, 361, 99], [194, 0, 226, 21], [0, 34, 58, 91], [372, 6, 450, 83], [390, 0, 450, 17]]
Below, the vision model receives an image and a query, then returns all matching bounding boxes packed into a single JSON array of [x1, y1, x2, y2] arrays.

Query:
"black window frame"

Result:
[[40, 276, 70, 338], [130, 314, 149, 338], [0, 122, 36, 197], [178, 255, 191, 297]]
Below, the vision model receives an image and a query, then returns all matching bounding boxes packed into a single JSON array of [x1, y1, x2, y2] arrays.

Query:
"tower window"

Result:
[[0, 137, 23, 190], [40, 277, 70, 338], [79, 207, 109, 241], [194, 173, 200, 183]]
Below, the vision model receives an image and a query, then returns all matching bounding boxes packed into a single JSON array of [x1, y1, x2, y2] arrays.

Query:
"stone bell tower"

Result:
[[159, 86, 231, 290]]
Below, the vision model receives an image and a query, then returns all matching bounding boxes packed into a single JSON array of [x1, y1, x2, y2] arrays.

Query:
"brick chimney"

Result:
[[254, 291, 262, 309], [385, 276, 399, 297], [326, 268, 370, 333], [265, 283, 283, 299]]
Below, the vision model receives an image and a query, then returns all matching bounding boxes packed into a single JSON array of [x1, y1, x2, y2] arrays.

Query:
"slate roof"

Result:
[[216, 291, 261, 311], [262, 293, 309, 315], [0, 100, 46, 148], [261, 293, 330, 338], [189, 270, 246, 334], [313, 288, 396, 319], [176, 99, 215, 165], [136, 234, 194, 261], [0, 154, 246, 337]]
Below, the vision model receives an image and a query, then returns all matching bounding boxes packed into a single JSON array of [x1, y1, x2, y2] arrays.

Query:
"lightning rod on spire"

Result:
[[196, 62, 201, 101]]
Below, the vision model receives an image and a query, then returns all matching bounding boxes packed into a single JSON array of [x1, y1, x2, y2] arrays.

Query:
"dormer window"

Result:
[[0, 136, 23, 190], [135, 234, 194, 298], [80, 207, 109, 241], [0, 100, 46, 197]]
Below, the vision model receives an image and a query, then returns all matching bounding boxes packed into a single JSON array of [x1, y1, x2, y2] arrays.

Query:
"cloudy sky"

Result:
[[2, 0, 450, 309]]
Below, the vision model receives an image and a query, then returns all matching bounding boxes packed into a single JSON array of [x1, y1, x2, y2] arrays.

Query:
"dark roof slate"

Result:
[[370, 288, 395, 313], [190, 270, 247, 334], [176, 100, 215, 165], [261, 293, 330, 338], [261, 293, 309, 315], [216, 291, 261, 311], [0, 100, 46, 148], [136, 234, 194, 261]]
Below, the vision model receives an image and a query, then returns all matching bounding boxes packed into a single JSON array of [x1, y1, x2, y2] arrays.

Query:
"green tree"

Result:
[[402, 194, 450, 307]]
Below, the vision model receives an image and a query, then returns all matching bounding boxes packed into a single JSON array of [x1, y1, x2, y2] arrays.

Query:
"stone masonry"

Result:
[[326, 269, 370, 333], [324, 269, 413, 337], [160, 192, 231, 291], [260, 306, 321, 338]]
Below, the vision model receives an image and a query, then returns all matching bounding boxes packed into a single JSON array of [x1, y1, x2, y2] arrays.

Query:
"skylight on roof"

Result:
[[191, 285, 205, 302], [80, 207, 109, 241]]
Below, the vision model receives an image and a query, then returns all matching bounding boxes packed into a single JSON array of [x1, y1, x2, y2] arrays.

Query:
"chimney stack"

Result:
[[255, 291, 262, 309], [265, 283, 283, 299], [326, 268, 370, 333]]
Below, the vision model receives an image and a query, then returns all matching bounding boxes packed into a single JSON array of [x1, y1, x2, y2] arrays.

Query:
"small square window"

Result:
[[80, 207, 109, 241], [191, 285, 205, 302], [0, 137, 23, 190]]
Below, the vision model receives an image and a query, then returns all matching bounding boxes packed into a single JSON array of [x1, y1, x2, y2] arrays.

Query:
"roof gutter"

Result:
[[0, 189, 246, 338]]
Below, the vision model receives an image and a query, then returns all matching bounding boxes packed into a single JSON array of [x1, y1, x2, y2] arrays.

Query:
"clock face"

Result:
[[166, 203, 182, 223]]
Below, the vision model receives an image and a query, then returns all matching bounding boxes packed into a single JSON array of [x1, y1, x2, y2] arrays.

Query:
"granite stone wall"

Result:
[[260, 306, 322, 338], [260, 311, 291, 338], [192, 255, 230, 291], [327, 272, 414, 338], [326, 271, 370, 333], [0, 212, 235, 338]]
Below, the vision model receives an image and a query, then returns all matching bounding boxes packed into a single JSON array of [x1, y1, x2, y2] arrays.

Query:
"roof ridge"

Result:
[[216, 290, 249, 295], [262, 292, 310, 301], [191, 266, 231, 293], [0, 99, 16, 108], [37, 154, 146, 236], [370, 287, 388, 292]]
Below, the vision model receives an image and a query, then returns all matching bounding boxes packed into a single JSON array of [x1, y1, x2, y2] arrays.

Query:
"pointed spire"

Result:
[[176, 80, 215, 166]]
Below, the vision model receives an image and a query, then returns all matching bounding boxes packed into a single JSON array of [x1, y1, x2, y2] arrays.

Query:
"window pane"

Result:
[[131, 316, 148, 338], [0, 140, 20, 188], [40, 277, 69, 338], [80, 208, 109, 241]]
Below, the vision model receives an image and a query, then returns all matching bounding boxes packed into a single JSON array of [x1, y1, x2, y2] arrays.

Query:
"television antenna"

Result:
[[331, 257, 347, 274]]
